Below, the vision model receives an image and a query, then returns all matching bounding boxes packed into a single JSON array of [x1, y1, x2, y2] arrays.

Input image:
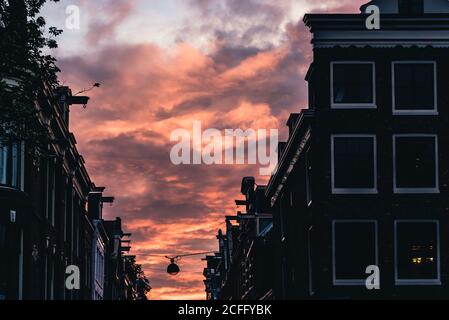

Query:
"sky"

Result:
[[42, 0, 364, 300]]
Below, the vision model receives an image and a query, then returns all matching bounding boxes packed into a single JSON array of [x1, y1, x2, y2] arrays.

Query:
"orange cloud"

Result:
[[55, 0, 366, 300]]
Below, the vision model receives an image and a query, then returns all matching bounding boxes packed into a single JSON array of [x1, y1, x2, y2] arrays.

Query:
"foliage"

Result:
[[0, 0, 61, 154], [128, 259, 152, 300]]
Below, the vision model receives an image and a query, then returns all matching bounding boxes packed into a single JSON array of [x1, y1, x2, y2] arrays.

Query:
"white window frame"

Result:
[[332, 220, 378, 286], [331, 134, 378, 194], [394, 220, 441, 286], [393, 134, 439, 194], [392, 61, 438, 115], [330, 61, 377, 109]]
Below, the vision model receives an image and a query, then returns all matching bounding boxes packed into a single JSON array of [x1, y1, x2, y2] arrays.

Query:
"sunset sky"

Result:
[[42, 0, 364, 300]]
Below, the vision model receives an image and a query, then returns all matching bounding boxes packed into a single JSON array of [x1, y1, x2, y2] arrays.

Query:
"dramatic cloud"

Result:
[[85, 0, 136, 46], [47, 0, 364, 300]]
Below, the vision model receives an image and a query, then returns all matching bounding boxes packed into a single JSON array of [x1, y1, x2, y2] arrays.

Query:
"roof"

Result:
[[303, 12, 449, 49]]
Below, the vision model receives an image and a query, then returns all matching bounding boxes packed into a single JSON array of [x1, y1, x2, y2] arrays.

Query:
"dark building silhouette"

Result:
[[205, 0, 449, 300], [204, 177, 274, 300], [203, 253, 222, 300], [0, 84, 149, 300], [103, 217, 146, 300], [265, 0, 449, 299]]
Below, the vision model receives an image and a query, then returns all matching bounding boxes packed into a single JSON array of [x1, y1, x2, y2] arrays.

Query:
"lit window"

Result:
[[393, 62, 437, 114], [395, 221, 440, 285], [393, 135, 439, 193], [331, 62, 375, 108], [331, 135, 377, 194], [333, 221, 378, 285]]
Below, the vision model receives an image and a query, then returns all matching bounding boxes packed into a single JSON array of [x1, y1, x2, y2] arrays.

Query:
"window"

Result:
[[395, 220, 440, 285], [393, 135, 439, 193], [331, 135, 377, 194], [333, 221, 378, 285], [392, 62, 437, 114], [0, 143, 21, 188], [331, 62, 376, 108]]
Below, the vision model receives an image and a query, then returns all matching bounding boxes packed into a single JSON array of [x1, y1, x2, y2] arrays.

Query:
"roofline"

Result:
[[265, 109, 314, 203], [304, 13, 449, 29]]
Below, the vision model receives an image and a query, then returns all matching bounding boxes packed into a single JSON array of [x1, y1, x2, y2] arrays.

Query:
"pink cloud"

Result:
[[55, 0, 367, 300]]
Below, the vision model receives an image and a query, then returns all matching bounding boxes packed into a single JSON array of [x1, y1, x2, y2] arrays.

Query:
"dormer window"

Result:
[[399, 0, 424, 15]]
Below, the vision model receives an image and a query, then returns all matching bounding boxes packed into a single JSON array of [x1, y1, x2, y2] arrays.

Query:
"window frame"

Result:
[[332, 220, 379, 286], [393, 134, 439, 194], [392, 61, 438, 115], [0, 143, 22, 188], [331, 134, 378, 194], [330, 61, 377, 109], [394, 220, 441, 286]]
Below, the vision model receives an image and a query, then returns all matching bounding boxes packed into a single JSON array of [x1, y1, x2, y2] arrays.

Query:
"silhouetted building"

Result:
[[0, 84, 95, 300], [0, 82, 149, 300], [204, 177, 274, 300], [203, 253, 222, 300], [103, 217, 142, 300], [266, 0, 449, 299]]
